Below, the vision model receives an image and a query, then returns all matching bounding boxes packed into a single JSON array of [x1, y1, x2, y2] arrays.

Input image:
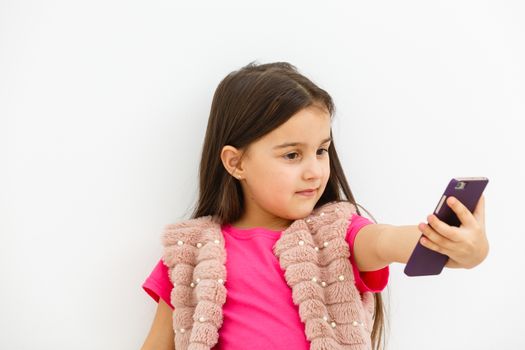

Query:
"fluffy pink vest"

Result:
[[161, 200, 375, 350]]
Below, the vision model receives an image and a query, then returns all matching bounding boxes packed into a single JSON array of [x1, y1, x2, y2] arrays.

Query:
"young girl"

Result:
[[140, 62, 488, 350]]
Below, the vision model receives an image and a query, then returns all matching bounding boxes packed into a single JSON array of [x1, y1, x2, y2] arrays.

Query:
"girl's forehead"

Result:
[[265, 107, 331, 144]]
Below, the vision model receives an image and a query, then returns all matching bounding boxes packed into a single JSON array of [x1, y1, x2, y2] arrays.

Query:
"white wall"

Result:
[[1, 0, 523, 349]]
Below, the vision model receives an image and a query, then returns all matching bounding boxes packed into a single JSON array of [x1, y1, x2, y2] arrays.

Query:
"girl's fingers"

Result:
[[427, 214, 461, 242], [446, 196, 478, 228], [419, 195, 488, 268], [418, 222, 453, 253], [419, 234, 450, 256], [473, 195, 485, 227]]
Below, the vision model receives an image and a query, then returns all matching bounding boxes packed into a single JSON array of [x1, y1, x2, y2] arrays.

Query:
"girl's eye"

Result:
[[284, 149, 329, 160], [284, 152, 299, 160]]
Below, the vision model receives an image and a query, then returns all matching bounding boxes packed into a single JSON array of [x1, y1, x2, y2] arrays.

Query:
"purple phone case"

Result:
[[404, 177, 489, 277]]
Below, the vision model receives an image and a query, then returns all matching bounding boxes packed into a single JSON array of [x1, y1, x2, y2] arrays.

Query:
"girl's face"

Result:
[[228, 104, 332, 230]]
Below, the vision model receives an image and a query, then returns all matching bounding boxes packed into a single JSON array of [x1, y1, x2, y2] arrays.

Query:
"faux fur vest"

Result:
[[161, 200, 375, 350]]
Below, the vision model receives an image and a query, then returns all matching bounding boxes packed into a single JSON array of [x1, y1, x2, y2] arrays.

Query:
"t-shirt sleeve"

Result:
[[346, 213, 389, 293], [142, 259, 174, 310]]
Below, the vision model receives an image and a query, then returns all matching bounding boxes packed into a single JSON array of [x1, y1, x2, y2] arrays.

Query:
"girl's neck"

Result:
[[231, 216, 292, 231], [233, 194, 294, 231]]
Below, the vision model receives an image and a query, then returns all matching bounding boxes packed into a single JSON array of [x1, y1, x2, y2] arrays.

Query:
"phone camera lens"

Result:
[[455, 181, 466, 190]]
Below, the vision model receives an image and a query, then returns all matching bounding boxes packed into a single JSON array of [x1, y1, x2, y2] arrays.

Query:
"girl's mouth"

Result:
[[296, 189, 317, 197]]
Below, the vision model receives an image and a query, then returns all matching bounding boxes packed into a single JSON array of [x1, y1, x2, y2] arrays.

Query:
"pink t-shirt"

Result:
[[142, 213, 389, 349]]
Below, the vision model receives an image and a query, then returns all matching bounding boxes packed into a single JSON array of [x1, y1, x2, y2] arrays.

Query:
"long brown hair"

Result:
[[190, 61, 386, 349]]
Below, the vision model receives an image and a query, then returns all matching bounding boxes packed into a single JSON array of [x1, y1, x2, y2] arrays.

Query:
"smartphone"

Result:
[[404, 177, 489, 277]]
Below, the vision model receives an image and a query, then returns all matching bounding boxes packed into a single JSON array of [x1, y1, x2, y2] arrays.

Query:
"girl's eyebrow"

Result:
[[273, 137, 332, 150]]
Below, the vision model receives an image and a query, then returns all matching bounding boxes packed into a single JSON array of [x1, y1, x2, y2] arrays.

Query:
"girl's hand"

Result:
[[418, 195, 488, 269]]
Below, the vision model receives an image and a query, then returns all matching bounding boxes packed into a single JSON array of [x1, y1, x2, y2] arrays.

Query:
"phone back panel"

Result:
[[404, 177, 488, 277]]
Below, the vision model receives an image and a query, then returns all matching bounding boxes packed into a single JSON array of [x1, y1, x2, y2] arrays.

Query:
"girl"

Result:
[[140, 62, 488, 350]]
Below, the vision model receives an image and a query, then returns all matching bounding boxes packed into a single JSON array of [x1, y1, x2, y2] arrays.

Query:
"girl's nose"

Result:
[[302, 156, 323, 179]]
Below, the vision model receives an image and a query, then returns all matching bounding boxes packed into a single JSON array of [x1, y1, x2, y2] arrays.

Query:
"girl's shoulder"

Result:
[[162, 214, 218, 229], [312, 200, 358, 218], [161, 215, 221, 247]]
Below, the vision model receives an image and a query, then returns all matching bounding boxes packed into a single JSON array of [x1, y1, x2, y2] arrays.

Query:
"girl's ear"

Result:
[[220, 145, 246, 180]]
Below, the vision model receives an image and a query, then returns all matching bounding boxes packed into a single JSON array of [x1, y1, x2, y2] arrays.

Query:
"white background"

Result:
[[1, 0, 524, 349]]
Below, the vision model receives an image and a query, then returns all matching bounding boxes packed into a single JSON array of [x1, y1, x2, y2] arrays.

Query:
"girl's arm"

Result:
[[353, 195, 488, 271], [353, 223, 420, 271], [141, 299, 175, 350]]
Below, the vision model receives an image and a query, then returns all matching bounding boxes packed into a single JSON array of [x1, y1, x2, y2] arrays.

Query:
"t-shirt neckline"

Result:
[[222, 223, 283, 239]]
